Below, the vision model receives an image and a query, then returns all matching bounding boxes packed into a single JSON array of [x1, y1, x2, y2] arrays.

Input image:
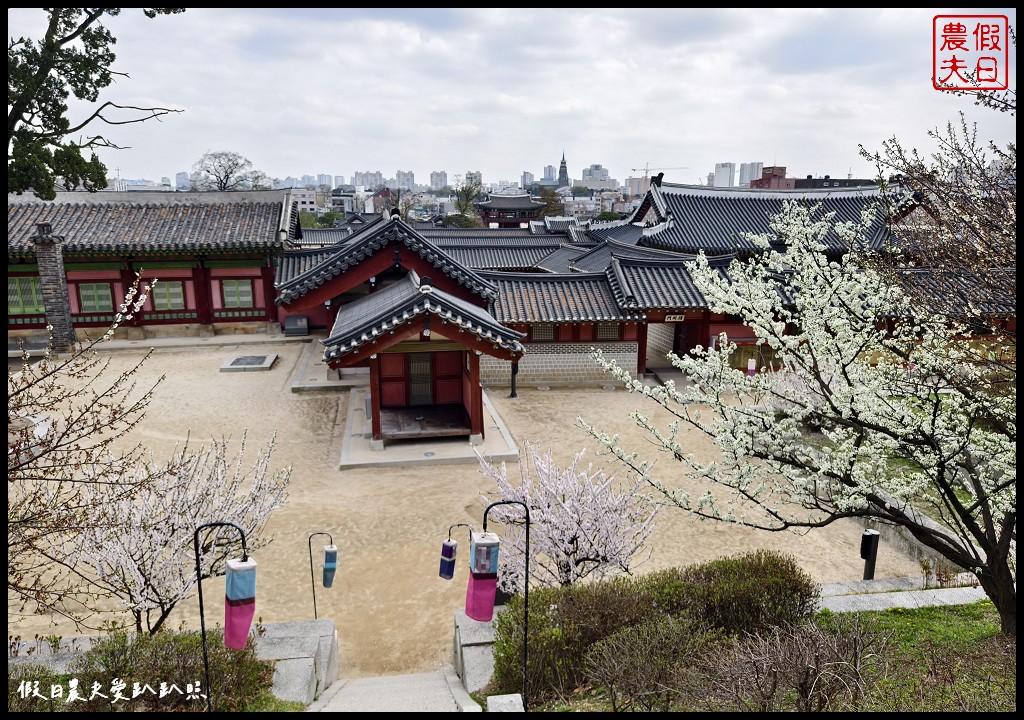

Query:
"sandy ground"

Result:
[[9, 342, 925, 678]]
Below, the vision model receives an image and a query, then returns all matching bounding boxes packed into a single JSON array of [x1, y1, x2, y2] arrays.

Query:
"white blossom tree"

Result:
[[9, 275, 291, 632], [578, 199, 1016, 634], [8, 278, 157, 621], [56, 432, 290, 634], [477, 442, 659, 594]]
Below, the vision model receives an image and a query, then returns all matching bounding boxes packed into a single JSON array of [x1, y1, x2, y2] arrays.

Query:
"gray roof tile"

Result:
[[481, 271, 646, 323], [323, 271, 525, 362], [635, 183, 891, 255], [8, 192, 289, 257], [276, 216, 498, 305]]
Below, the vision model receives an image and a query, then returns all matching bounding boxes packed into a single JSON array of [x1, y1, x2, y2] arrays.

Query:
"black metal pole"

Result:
[[509, 361, 519, 398], [860, 529, 880, 581], [308, 532, 333, 620], [483, 500, 530, 711], [193, 522, 248, 713]]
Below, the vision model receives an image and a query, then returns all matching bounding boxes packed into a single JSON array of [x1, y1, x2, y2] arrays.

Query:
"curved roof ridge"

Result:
[[276, 216, 498, 304], [322, 270, 524, 362]]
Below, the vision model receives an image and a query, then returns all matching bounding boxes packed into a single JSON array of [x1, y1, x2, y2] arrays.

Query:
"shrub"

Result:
[[490, 578, 655, 703], [695, 615, 888, 712], [643, 549, 821, 634], [584, 614, 723, 712], [8, 663, 63, 713], [9, 627, 273, 712], [491, 550, 820, 706]]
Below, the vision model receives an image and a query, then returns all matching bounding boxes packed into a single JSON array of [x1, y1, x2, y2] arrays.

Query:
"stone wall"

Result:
[[480, 341, 636, 387], [646, 322, 674, 365]]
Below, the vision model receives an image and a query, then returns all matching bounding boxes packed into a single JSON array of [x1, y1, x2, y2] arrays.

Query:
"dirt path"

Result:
[[8, 343, 926, 678]]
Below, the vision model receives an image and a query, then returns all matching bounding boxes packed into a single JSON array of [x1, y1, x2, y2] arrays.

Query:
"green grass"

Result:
[[242, 694, 308, 712], [522, 601, 1015, 712]]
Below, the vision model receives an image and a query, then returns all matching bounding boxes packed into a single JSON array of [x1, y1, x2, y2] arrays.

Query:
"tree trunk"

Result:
[[977, 564, 1016, 636]]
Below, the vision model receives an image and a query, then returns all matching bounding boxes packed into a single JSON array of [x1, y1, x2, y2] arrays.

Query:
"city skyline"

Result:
[[119, 154, 888, 193], [9, 9, 1016, 189]]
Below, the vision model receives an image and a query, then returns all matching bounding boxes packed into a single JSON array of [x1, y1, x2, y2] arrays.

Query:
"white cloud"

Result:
[[8, 7, 1016, 187]]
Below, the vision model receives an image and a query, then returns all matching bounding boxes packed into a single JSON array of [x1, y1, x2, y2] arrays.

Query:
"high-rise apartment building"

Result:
[[543, 165, 556, 181], [581, 164, 609, 182], [580, 163, 618, 190], [625, 175, 649, 197], [316, 174, 333, 188], [466, 170, 483, 188], [395, 170, 415, 191], [713, 162, 736, 188], [738, 162, 763, 188], [334, 175, 346, 189], [352, 171, 384, 189], [430, 171, 448, 190], [521, 171, 534, 189], [175, 171, 191, 191]]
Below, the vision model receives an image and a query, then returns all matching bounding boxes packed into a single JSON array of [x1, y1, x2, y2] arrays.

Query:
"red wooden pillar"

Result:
[[261, 261, 276, 323], [468, 351, 484, 440], [701, 310, 711, 348], [636, 322, 648, 377], [368, 355, 383, 443], [194, 261, 213, 325]]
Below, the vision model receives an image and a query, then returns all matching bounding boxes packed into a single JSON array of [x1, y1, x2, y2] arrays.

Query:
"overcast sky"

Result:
[[9, 8, 1017, 188]]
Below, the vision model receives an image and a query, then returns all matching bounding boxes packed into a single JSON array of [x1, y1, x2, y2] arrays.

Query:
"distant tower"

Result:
[[557, 152, 569, 188]]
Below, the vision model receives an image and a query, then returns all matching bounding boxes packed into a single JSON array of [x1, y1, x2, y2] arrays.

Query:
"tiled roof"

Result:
[[442, 246, 559, 271], [322, 270, 525, 362], [606, 257, 707, 310], [426, 230, 555, 245], [276, 215, 498, 305], [897, 268, 1016, 316], [586, 221, 646, 245], [535, 245, 588, 274], [541, 216, 586, 233], [475, 194, 545, 209], [295, 228, 352, 247], [569, 239, 695, 273], [8, 191, 290, 257], [276, 246, 348, 285], [565, 225, 599, 244], [637, 183, 891, 255], [481, 271, 646, 323], [427, 233, 566, 271]]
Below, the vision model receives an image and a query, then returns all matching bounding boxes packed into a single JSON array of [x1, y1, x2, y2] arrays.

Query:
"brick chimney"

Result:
[[30, 222, 76, 352]]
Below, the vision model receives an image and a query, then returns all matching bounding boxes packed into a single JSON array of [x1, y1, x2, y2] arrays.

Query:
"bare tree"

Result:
[[947, 25, 1017, 116], [860, 114, 1016, 340], [477, 442, 659, 593], [450, 173, 485, 226], [860, 26, 1015, 343], [8, 8, 185, 200], [398, 192, 417, 221], [248, 170, 276, 191], [190, 150, 255, 192]]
